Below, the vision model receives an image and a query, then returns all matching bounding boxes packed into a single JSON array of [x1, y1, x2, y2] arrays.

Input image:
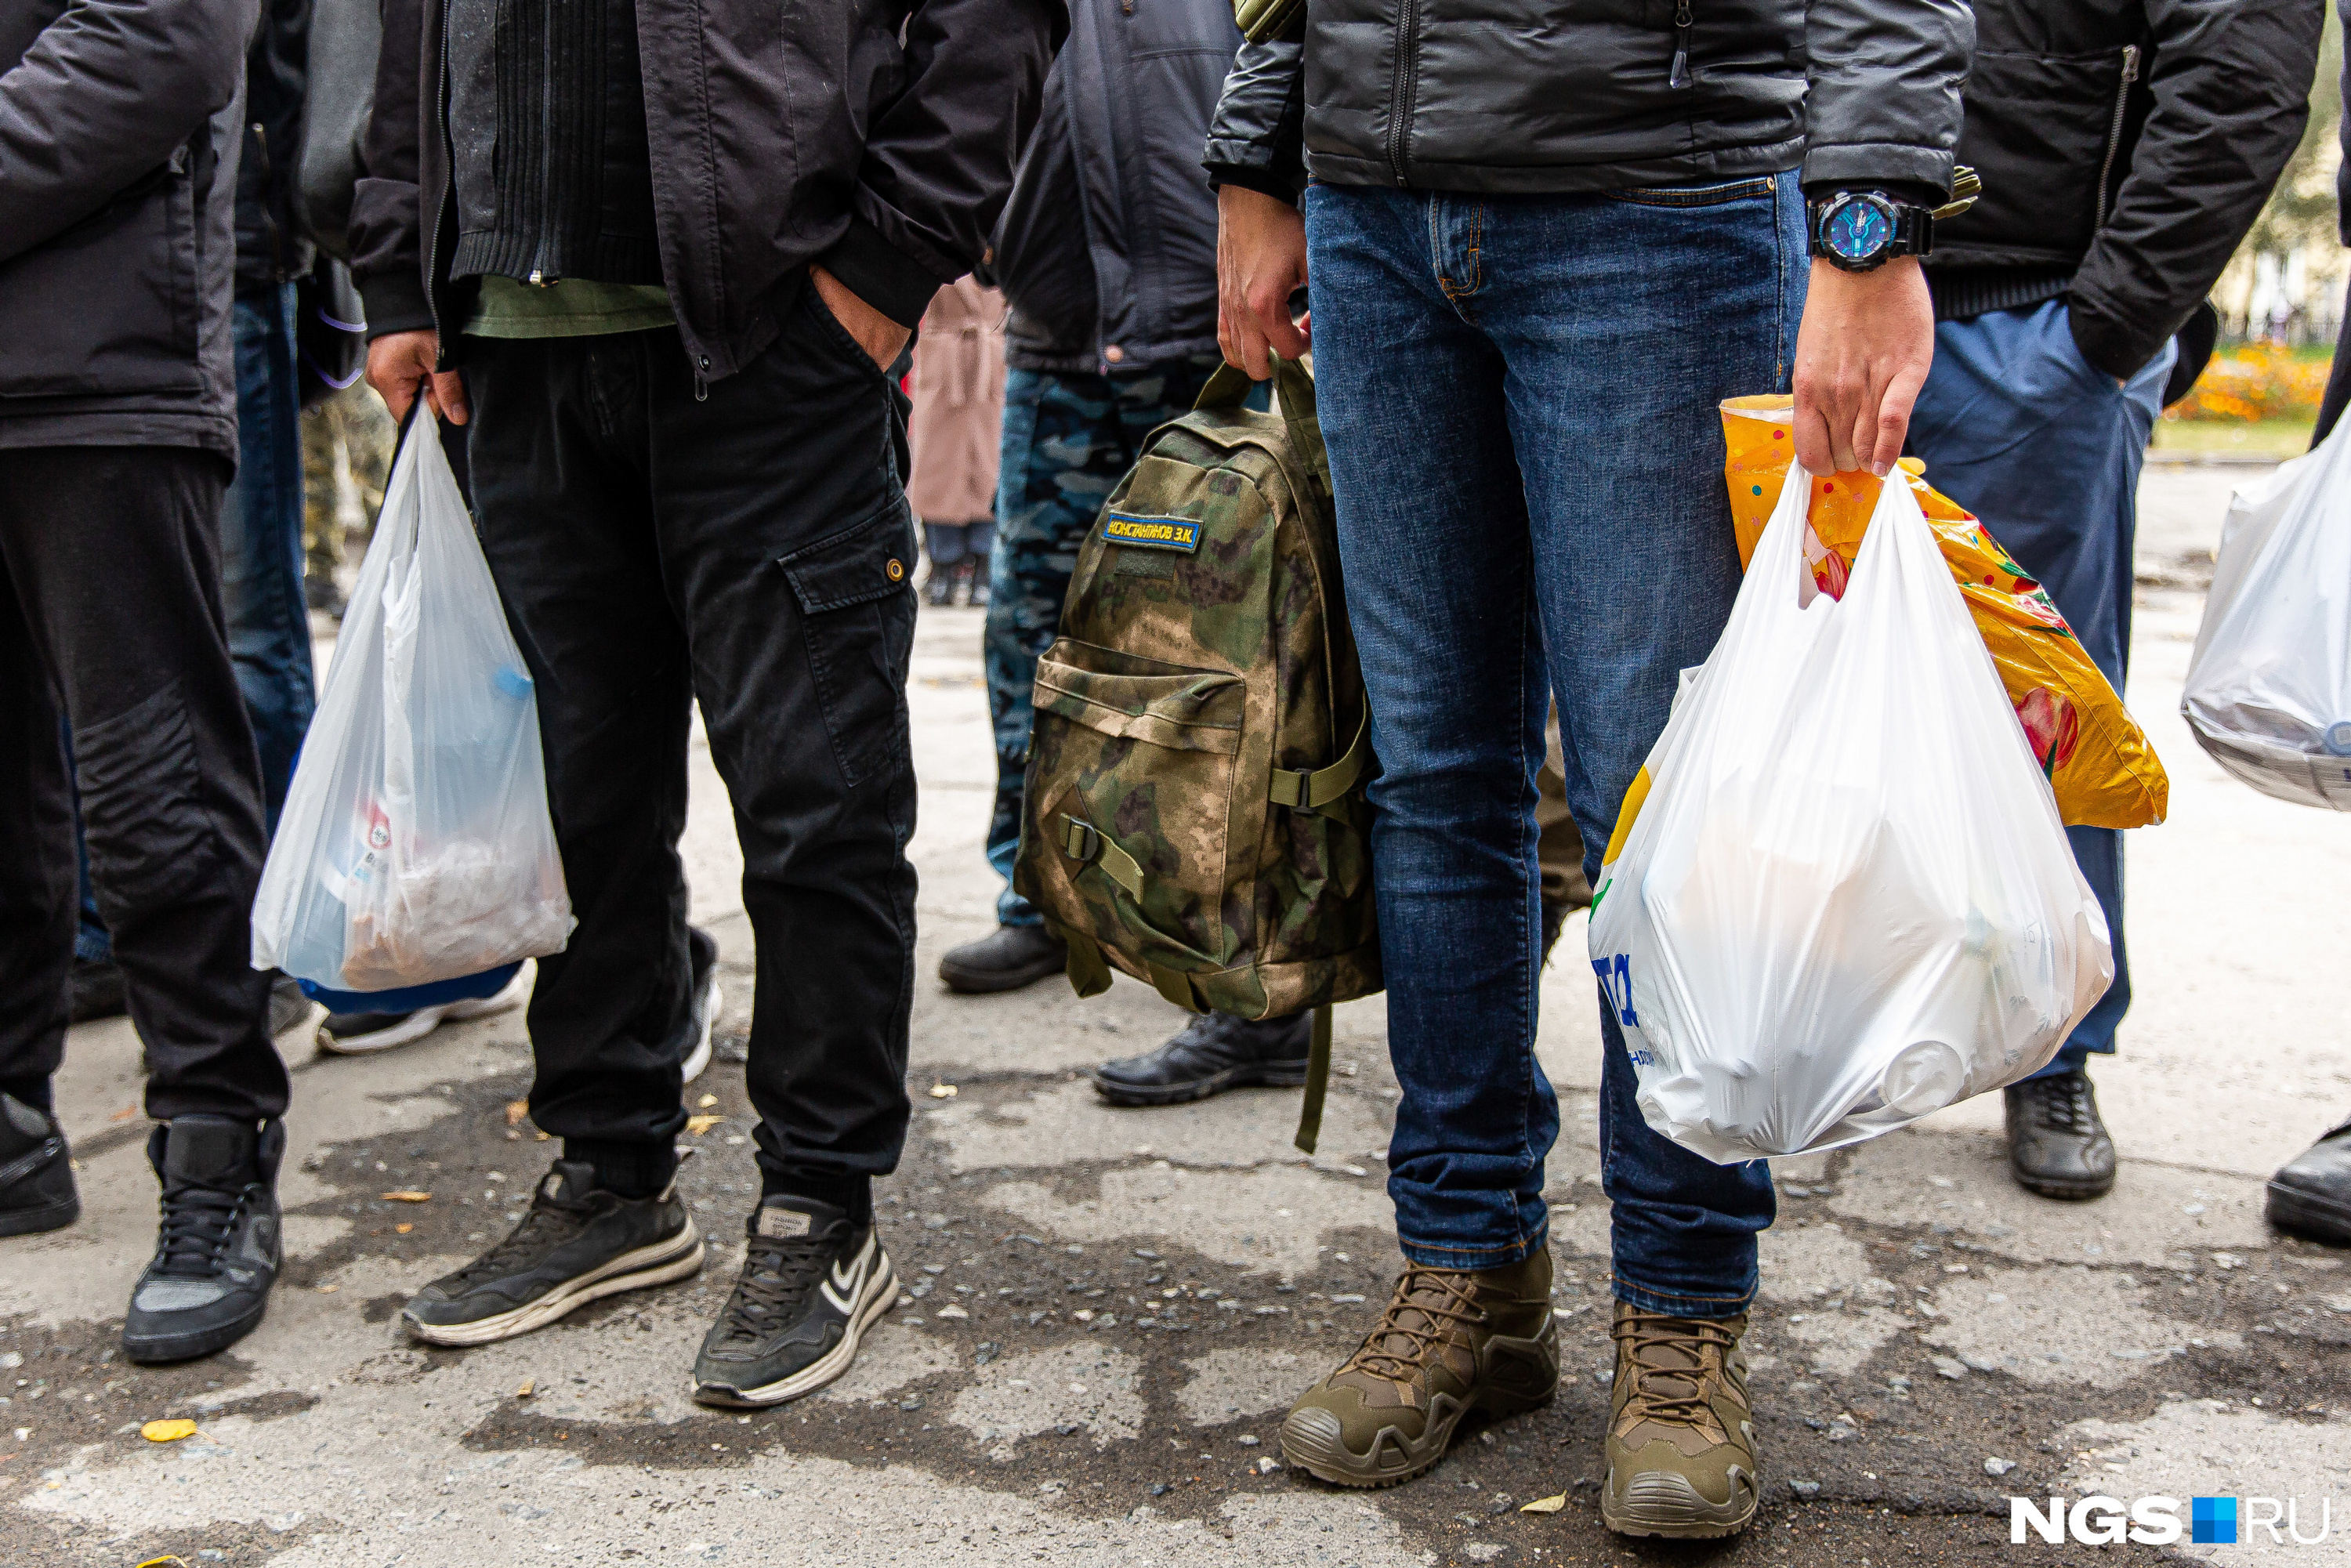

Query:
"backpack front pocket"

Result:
[[1025, 641, 1247, 966]]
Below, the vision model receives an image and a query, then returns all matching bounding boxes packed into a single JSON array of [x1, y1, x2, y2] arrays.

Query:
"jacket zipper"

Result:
[[2093, 44, 2141, 232], [427, 31, 452, 335], [1384, 0, 1421, 186], [528, 3, 556, 284], [252, 122, 284, 278], [1670, 0, 1694, 89]]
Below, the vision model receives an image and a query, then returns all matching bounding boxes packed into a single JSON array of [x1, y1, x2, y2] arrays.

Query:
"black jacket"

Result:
[[351, 0, 1063, 384], [1202, 0, 1972, 203], [991, 0, 1238, 375], [1928, 0, 2319, 380], [236, 0, 313, 288], [0, 0, 252, 462]]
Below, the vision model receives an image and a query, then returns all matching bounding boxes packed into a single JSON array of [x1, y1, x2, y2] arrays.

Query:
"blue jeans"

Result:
[[1907, 300, 2172, 1078], [1305, 176, 1800, 1314], [73, 284, 315, 966]]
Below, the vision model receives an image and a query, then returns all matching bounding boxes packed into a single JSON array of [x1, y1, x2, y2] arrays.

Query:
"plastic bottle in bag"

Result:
[[252, 418, 574, 991], [1586, 458, 2112, 1162]]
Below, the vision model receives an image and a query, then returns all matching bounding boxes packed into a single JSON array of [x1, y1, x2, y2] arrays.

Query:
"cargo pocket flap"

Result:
[[780, 501, 916, 614], [1034, 656, 1244, 755]]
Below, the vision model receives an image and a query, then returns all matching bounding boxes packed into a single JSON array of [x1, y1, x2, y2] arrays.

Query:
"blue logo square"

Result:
[[2192, 1497, 2237, 1544]]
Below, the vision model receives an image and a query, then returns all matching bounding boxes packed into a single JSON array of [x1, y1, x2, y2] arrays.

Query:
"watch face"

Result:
[[1823, 196, 1893, 263]]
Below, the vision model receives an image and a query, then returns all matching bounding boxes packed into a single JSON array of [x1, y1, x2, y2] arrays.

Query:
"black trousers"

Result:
[[463, 288, 918, 1200], [0, 445, 287, 1121]]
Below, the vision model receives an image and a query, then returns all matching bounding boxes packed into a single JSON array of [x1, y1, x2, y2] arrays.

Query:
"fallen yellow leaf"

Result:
[[516, 1379, 534, 1399], [135, 1557, 190, 1567], [316, 1284, 339, 1294], [1520, 1494, 1567, 1515], [928, 1083, 958, 1099], [381, 1190, 431, 1203], [394, 1222, 413, 1234], [505, 1099, 531, 1127], [697, 1093, 719, 1109], [139, 1420, 198, 1444], [109, 1105, 140, 1123], [684, 1114, 723, 1135], [534, 1130, 552, 1141]]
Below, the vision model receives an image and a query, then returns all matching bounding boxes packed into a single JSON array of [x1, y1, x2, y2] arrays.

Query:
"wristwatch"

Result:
[[1808, 167, 1983, 273]]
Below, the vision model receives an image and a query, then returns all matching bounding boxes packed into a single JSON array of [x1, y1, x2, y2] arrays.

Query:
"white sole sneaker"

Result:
[[692, 1248, 897, 1407], [680, 976, 721, 1084], [316, 962, 534, 1056], [403, 1219, 706, 1347]]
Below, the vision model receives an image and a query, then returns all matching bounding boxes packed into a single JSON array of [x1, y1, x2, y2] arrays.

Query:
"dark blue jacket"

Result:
[[990, 0, 1237, 375]]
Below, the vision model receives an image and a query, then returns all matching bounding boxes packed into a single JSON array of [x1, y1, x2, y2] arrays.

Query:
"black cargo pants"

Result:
[[0, 445, 288, 1122], [462, 285, 918, 1205]]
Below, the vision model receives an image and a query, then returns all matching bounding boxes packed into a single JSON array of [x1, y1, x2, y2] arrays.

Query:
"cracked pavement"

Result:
[[7, 462, 2351, 1566]]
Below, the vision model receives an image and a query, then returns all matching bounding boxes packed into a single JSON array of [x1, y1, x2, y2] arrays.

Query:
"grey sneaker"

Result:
[[691, 1195, 896, 1407], [123, 1117, 284, 1363], [402, 1160, 703, 1346]]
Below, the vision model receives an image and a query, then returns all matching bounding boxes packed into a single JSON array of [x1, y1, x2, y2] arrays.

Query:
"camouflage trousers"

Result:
[[300, 382, 395, 606], [984, 356, 1227, 925]]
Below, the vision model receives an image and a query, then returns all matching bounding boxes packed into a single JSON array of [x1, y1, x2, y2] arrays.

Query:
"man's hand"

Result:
[[1791, 256, 1934, 476], [810, 265, 914, 370], [1217, 184, 1309, 378], [365, 329, 469, 425]]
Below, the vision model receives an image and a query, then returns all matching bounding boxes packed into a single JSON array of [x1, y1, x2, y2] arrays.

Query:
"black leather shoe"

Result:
[[0, 1094, 78, 1237], [2268, 1120, 2351, 1245], [1092, 1011, 1313, 1106], [2004, 1070, 2116, 1200], [938, 923, 1066, 994], [123, 1117, 284, 1363]]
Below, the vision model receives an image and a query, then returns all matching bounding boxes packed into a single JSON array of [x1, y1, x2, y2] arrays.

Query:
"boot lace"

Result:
[[154, 1181, 254, 1276], [2023, 1072, 2099, 1135], [1342, 1267, 1487, 1382], [711, 1236, 838, 1349], [1613, 1308, 1738, 1428]]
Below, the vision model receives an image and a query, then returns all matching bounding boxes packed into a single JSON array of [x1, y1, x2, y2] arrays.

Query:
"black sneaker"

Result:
[[0, 1094, 78, 1237], [679, 925, 723, 1085], [401, 1160, 702, 1346], [2004, 1068, 2117, 1200], [315, 963, 530, 1056], [123, 1117, 284, 1363], [692, 1195, 896, 1407], [937, 923, 1065, 994], [266, 972, 316, 1038], [1091, 1010, 1311, 1106]]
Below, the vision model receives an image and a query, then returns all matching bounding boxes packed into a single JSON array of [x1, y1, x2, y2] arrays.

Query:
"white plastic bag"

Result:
[[252, 421, 573, 990], [2182, 413, 2351, 809], [1585, 464, 2111, 1162]]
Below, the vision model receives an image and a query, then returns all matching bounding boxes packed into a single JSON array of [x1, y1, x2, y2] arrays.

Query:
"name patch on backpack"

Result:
[[1102, 512, 1202, 552]]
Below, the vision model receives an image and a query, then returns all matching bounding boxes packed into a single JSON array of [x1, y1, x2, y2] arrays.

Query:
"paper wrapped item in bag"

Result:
[[1721, 395, 2166, 831], [1588, 461, 2111, 1162]]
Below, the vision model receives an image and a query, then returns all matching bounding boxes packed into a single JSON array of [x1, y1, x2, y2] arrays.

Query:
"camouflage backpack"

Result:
[[1012, 355, 1380, 1150]]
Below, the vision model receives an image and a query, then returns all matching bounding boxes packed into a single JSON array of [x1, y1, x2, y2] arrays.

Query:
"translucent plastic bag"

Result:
[[252, 421, 572, 990], [1585, 462, 2112, 1162], [2182, 414, 2351, 809]]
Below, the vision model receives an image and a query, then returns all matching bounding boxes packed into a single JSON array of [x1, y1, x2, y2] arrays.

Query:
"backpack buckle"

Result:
[[1062, 817, 1100, 863], [1289, 767, 1316, 809]]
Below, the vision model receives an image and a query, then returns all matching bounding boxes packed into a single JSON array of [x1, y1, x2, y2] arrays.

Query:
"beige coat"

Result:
[[905, 278, 1008, 526]]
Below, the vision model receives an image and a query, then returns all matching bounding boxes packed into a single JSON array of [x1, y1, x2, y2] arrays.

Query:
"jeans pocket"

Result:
[[780, 498, 918, 788], [1602, 177, 1779, 209], [74, 681, 222, 923]]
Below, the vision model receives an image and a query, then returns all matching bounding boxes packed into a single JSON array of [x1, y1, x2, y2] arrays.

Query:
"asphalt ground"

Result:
[[6, 460, 2350, 1566]]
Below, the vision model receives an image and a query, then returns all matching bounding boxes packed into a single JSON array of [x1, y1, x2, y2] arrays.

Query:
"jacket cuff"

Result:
[[2066, 294, 2162, 383], [1204, 163, 1300, 207], [816, 214, 944, 331], [357, 270, 434, 342], [1799, 144, 1954, 204]]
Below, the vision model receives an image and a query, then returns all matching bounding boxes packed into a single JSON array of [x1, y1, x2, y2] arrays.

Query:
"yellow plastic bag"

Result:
[[1720, 395, 2165, 830]]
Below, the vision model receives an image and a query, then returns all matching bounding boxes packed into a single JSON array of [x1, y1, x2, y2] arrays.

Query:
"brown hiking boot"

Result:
[[1601, 1302, 1760, 1537], [1278, 1251, 1557, 1487]]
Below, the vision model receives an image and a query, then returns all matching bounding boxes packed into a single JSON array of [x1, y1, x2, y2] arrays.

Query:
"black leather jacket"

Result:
[[1925, 0, 2317, 381], [990, 0, 1238, 375], [1203, 0, 1973, 204]]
